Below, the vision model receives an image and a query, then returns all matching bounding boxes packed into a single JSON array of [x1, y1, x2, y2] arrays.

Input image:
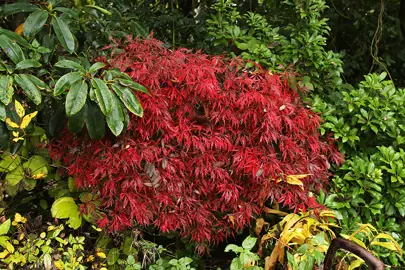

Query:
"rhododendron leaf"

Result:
[[54, 72, 82, 96], [91, 78, 112, 116], [68, 103, 87, 134], [55, 60, 84, 71], [23, 155, 48, 179], [118, 79, 150, 95], [88, 62, 106, 73], [15, 59, 42, 70], [0, 34, 25, 64], [48, 107, 66, 137], [86, 101, 105, 140], [23, 9, 48, 39], [111, 83, 143, 117], [106, 93, 124, 136], [0, 75, 13, 105], [108, 69, 131, 80], [5, 165, 24, 186], [25, 74, 49, 91], [65, 80, 88, 116], [51, 197, 79, 219], [51, 17, 75, 53], [14, 74, 41, 105]]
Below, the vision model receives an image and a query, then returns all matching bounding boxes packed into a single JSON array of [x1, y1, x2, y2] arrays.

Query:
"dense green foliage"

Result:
[[1, 0, 405, 269]]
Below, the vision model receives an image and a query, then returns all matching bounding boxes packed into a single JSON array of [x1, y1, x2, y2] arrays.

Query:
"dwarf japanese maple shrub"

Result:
[[50, 38, 342, 245]]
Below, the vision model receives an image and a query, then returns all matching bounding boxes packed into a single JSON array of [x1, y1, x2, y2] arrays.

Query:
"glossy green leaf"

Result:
[[91, 78, 112, 115], [89, 62, 106, 73], [111, 83, 143, 117], [54, 7, 79, 20], [51, 197, 79, 219], [25, 74, 49, 91], [86, 101, 105, 140], [119, 79, 150, 95], [68, 103, 87, 134], [0, 3, 39, 16], [0, 35, 25, 64], [0, 75, 13, 105], [51, 16, 75, 53], [15, 59, 41, 70], [0, 29, 30, 48], [55, 60, 84, 71], [54, 72, 82, 96], [106, 93, 124, 136], [23, 9, 48, 38], [66, 80, 88, 116], [14, 74, 41, 105], [5, 165, 24, 186]]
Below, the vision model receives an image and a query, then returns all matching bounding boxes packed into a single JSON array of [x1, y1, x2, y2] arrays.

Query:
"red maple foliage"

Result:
[[50, 38, 343, 246]]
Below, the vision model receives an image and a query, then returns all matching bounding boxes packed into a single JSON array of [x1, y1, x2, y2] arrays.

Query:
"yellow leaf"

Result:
[[96, 251, 106, 258], [6, 118, 19, 129], [5, 241, 14, 253], [374, 233, 402, 255], [54, 261, 64, 270], [265, 242, 284, 270], [40, 232, 46, 239], [371, 241, 402, 255], [20, 111, 38, 129], [15, 23, 24, 35], [286, 175, 306, 190], [18, 233, 24, 241], [32, 173, 46, 179], [15, 100, 25, 118], [14, 213, 27, 223], [86, 255, 95, 262], [348, 259, 364, 270], [0, 250, 9, 259], [12, 131, 19, 137], [12, 137, 24, 142]]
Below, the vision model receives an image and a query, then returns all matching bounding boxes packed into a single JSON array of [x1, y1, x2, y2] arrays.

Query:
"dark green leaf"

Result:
[[0, 75, 13, 105], [66, 81, 88, 116], [54, 7, 79, 20], [55, 60, 84, 71], [48, 106, 66, 137], [91, 78, 112, 115], [68, 103, 87, 134], [14, 74, 41, 105], [51, 16, 75, 53], [15, 59, 41, 70], [0, 29, 30, 48], [0, 122, 9, 150], [119, 79, 150, 95], [88, 62, 106, 73], [23, 9, 48, 38], [0, 35, 25, 64], [0, 3, 39, 16], [86, 101, 105, 139], [54, 72, 82, 96], [111, 83, 143, 117], [106, 93, 124, 136]]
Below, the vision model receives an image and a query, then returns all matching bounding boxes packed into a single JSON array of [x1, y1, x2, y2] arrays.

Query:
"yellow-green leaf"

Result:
[[20, 111, 38, 129], [15, 100, 25, 118]]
